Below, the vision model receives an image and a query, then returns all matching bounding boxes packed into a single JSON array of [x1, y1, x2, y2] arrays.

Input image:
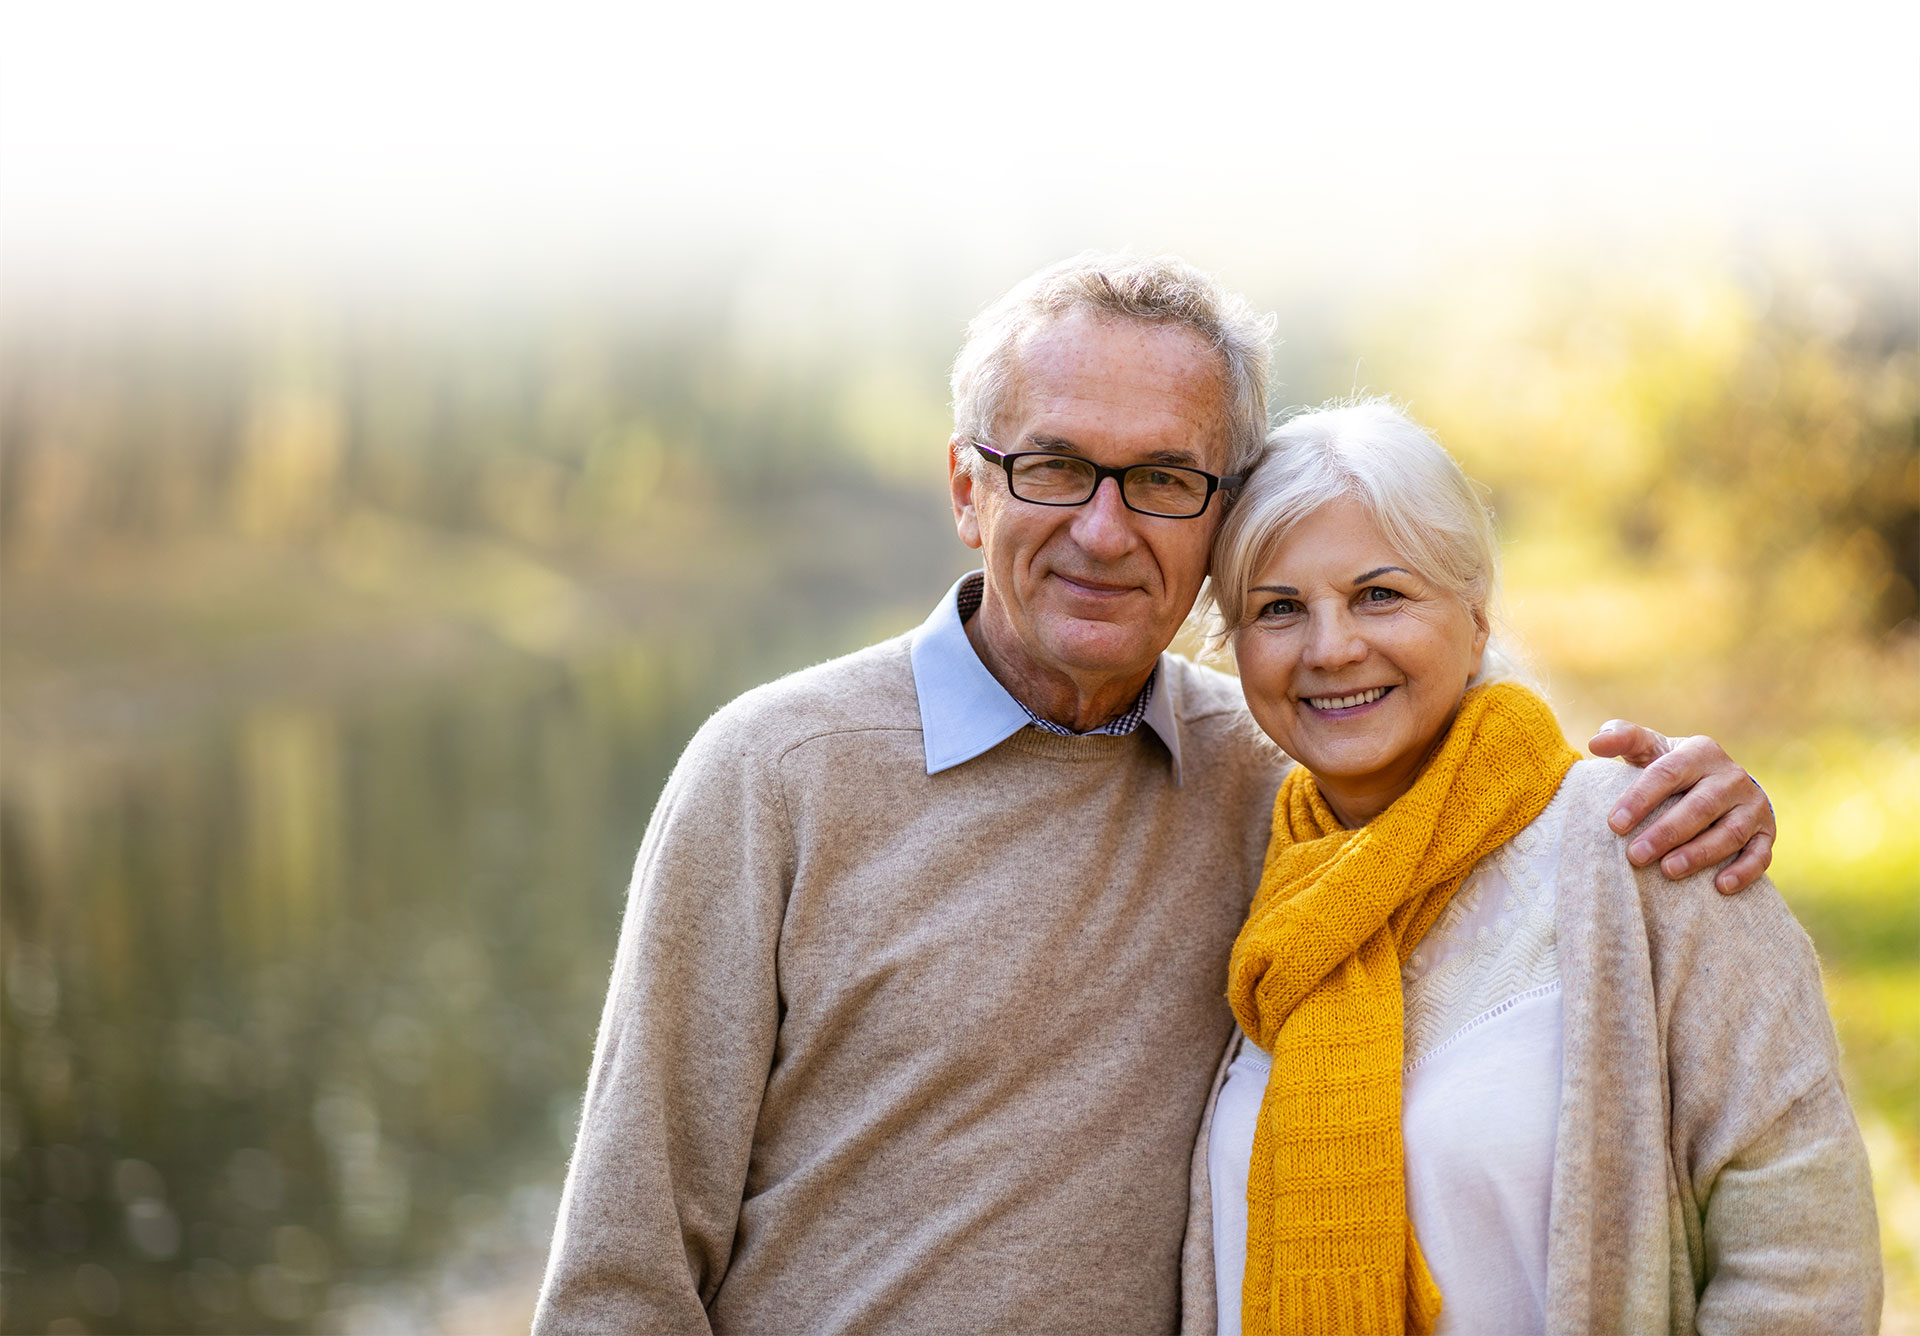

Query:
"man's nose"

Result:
[[1068, 476, 1137, 559], [1301, 609, 1366, 669]]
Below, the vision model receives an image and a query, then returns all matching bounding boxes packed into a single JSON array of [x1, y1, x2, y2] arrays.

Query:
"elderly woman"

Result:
[[1191, 401, 1881, 1336]]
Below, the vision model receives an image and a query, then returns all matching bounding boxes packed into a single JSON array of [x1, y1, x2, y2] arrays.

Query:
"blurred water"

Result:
[[0, 621, 898, 1334]]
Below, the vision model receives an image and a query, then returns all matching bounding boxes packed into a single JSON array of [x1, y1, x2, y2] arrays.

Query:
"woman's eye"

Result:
[[1361, 586, 1401, 605], [1259, 598, 1300, 618]]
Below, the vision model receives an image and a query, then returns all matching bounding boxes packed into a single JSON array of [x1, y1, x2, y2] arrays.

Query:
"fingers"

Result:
[[1621, 767, 1750, 861], [1713, 829, 1775, 895], [1606, 738, 1716, 834], [1595, 730, 1778, 892], [1588, 720, 1672, 770], [1617, 765, 1776, 894]]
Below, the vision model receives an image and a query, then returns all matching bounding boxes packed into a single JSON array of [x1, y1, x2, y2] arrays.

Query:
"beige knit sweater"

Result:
[[534, 632, 1286, 1335], [1181, 759, 1883, 1334]]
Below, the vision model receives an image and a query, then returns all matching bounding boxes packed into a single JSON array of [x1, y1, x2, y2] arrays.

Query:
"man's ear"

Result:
[[949, 437, 983, 551]]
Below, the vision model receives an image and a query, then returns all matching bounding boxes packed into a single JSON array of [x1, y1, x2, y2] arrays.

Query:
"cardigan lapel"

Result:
[[1544, 762, 1681, 1335]]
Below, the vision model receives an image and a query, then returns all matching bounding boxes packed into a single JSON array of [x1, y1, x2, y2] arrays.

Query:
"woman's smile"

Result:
[[1300, 684, 1396, 714]]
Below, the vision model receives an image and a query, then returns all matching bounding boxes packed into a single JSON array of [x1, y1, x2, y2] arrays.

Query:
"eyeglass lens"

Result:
[[1008, 455, 1211, 516]]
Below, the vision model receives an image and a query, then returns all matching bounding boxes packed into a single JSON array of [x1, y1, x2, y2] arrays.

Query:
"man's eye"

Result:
[[1032, 456, 1081, 473]]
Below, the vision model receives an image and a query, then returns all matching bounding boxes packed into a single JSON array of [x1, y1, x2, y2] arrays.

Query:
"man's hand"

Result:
[[1588, 722, 1775, 895]]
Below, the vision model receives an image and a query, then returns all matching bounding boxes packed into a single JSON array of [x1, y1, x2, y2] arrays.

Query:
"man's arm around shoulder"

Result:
[[533, 706, 793, 1334]]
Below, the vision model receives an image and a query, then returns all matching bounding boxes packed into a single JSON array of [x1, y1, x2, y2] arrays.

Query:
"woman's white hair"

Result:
[[1203, 397, 1531, 687], [950, 252, 1275, 478]]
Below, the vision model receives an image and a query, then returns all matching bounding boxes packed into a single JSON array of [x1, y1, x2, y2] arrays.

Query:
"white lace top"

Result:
[[1210, 786, 1572, 1336]]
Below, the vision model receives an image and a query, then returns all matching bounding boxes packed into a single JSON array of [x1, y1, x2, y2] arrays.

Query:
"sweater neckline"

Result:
[[1003, 727, 1156, 764]]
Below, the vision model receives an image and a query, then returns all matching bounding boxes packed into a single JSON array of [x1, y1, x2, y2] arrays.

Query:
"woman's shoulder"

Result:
[[1551, 757, 1644, 840], [1552, 758, 1811, 953], [1545, 760, 1654, 893], [1552, 760, 1837, 1080]]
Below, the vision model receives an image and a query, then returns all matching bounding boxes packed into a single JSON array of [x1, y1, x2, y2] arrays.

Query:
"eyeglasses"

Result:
[[970, 442, 1240, 519]]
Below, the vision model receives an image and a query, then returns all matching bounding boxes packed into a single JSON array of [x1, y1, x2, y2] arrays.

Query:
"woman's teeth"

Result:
[[1307, 686, 1390, 710]]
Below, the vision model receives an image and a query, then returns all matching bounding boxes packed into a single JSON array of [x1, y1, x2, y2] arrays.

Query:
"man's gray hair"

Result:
[[1203, 398, 1531, 687], [950, 252, 1275, 477]]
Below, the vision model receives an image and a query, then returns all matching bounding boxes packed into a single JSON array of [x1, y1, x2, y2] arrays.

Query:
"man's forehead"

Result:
[[996, 313, 1232, 461]]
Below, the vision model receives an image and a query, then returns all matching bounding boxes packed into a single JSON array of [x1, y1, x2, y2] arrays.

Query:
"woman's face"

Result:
[[1233, 496, 1489, 827]]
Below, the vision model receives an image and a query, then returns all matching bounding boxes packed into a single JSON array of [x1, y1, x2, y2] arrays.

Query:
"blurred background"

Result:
[[2, 3, 1915, 1332]]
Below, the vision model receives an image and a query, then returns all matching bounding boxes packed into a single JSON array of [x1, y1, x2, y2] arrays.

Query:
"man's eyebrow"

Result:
[[1021, 435, 1204, 467], [1353, 566, 1414, 584]]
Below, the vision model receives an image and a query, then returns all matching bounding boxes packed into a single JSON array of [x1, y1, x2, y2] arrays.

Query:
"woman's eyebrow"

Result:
[[1251, 584, 1301, 596], [1353, 566, 1413, 584]]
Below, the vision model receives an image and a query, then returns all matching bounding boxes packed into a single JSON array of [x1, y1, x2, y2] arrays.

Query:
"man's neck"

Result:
[[962, 603, 1156, 733]]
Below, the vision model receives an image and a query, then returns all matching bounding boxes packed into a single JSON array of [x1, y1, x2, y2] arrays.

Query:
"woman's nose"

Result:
[[1301, 610, 1365, 668]]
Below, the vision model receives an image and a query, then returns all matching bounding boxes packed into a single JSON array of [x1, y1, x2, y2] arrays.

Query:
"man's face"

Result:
[[949, 312, 1232, 696]]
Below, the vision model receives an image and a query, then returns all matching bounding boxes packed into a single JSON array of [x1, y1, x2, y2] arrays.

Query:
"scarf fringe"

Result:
[[1254, 1265, 1439, 1336]]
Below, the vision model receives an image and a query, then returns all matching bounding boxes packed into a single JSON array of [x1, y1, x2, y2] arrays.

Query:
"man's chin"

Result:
[[1038, 619, 1164, 680]]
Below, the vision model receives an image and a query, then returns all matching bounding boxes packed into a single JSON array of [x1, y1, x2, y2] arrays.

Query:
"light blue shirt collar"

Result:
[[908, 573, 1184, 783]]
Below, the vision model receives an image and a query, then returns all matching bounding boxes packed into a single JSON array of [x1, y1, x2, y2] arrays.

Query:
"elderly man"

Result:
[[533, 255, 1774, 1335]]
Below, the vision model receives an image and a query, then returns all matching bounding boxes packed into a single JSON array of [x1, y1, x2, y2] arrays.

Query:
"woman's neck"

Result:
[[1314, 779, 1402, 830]]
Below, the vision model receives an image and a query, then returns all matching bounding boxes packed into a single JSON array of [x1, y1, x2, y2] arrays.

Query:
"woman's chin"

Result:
[[1293, 747, 1427, 819], [1290, 743, 1405, 788]]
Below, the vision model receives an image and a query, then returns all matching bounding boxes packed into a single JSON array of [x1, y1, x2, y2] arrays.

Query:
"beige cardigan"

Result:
[[1182, 759, 1882, 1335]]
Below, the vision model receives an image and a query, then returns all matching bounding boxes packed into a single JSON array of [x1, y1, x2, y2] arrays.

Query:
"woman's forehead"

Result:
[[1255, 499, 1409, 576]]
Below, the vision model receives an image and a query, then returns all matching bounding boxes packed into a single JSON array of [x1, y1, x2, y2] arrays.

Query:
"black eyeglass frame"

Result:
[[968, 441, 1241, 519]]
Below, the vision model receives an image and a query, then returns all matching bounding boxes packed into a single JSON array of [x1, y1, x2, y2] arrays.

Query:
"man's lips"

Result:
[[1051, 573, 1141, 599]]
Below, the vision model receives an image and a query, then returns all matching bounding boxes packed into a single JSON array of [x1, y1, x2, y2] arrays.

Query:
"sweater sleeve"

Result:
[[532, 704, 794, 1335], [1695, 1072, 1883, 1333], [1645, 857, 1885, 1334]]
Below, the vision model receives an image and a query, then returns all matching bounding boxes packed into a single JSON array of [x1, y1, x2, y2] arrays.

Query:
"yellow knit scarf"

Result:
[[1227, 682, 1578, 1336]]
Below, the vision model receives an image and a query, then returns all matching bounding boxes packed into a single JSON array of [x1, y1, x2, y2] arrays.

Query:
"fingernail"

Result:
[[1663, 854, 1688, 877], [1628, 839, 1653, 863], [1717, 873, 1737, 894], [1609, 808, 1631, 833]]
